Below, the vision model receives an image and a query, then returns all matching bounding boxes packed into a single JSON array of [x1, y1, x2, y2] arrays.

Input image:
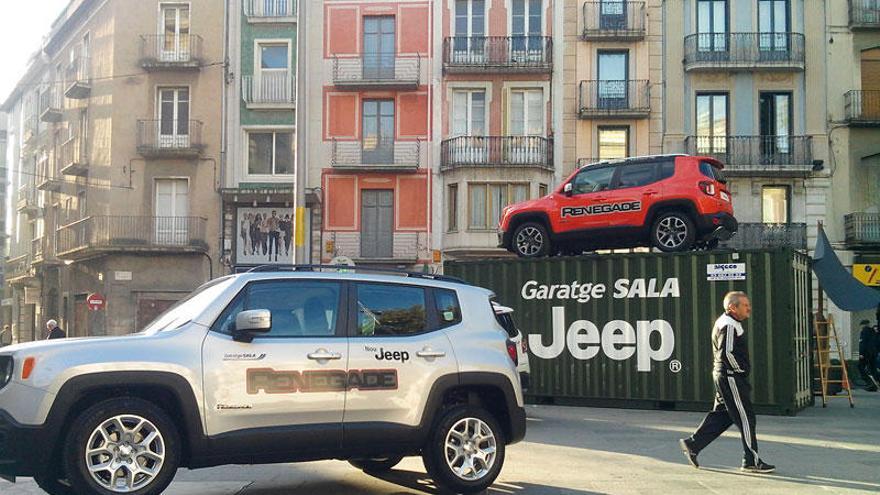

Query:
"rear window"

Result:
[[699, 160, 727, 183], [658, 160, 676, 180], [434, 289, 462, 326], [495, 312, 519, 338]]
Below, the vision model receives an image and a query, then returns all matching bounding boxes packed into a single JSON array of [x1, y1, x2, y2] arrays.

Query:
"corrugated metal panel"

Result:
[[445, 249, 813, 415]]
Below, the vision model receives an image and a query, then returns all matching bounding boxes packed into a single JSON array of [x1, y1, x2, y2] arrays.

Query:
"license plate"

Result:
[[720, 191, 730, 202]]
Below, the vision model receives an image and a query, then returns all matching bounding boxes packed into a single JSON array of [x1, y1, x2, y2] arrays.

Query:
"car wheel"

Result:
[[33, 470, 74, 495], [512, 222, 551, 258], [651, 212, 696, 252], [423, 405, 506, 494], [349, 456, 404, 473], [63, 397, 180, 495]]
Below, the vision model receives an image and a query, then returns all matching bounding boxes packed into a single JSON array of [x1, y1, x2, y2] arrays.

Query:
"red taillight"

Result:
[[699, 181, 716, 196], [506, 340, 519, 366]]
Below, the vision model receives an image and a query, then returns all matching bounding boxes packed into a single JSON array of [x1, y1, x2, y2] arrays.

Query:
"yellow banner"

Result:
[[854, 264, 880, 286]]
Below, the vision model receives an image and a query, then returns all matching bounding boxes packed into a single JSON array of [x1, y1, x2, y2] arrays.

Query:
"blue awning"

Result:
[[812, 226, 880, 312]]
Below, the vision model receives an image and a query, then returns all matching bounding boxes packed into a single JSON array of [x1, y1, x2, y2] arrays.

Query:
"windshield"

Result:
[[141, 276, 237, 334]]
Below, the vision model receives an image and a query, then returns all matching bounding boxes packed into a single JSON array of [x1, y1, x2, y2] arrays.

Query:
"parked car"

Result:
[[498, 154, 737, 257], [493, 302, 531, 391]]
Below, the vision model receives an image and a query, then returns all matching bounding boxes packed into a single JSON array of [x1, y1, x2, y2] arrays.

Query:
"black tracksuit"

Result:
[[858, 325, 880, 388], [687, 313, 761, 466]]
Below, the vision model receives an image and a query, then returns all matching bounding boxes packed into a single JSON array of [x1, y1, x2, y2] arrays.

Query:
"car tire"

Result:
[[512, 222, 551, 258], [423, 405, 506, 494], [651, 212, 696, 252], [63, 397, 181, 495], [33, 471, 74, 495], [348, 456, 404, 473]]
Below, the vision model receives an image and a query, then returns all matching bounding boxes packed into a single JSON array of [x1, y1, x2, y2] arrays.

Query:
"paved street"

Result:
[[4, 390, 879, 495]]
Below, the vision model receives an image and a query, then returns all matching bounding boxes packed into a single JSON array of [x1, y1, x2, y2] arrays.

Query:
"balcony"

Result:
[[5, 254, 35, 286], [36, 156, 63, 192], [845, 213, 880, 249], [64, 55, 90, 99], [22, 115, 37, 146], [242, 74, 296, 109], [137, 120, 204, 158], [16, 188, 41, 218], [59, 136, 89, 176], [442, 36, 553, 74], [332, 55, 421, 90], [331, 139, 421, 171], [56, 216, 209, 261], [850, 0, 880, 29], [39, 84, 63, 123], [243, 0, 297, 21], [440, 136, 554, 172], [139, 35, 204, 70], [684, 135, 814, 177], [683, 33, 805, 72], [578, 80, 650, 119], [582, 1, 645, 41], [844, 90, 880, 126], [31, 237, 44, 266], [720, 223, 807, 251]]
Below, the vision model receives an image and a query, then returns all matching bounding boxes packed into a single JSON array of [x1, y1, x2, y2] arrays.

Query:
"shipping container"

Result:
[[445, 248, 813, 415]]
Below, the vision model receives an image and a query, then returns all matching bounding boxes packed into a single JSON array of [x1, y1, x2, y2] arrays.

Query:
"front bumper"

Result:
[[0, 410, 45, 478], [497, 229, 512, 249], [696, 213, 738, 241]]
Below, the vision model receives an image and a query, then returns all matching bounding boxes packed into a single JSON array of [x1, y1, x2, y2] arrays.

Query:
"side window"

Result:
[[657, 160, 676, 181], [615, 163, 658, 189], [699, 161, 715, 180], [496, 312, 519, 338], [435, 289, 462, 326], [571, 167, 616, 195], [356, 283, 427, 337]]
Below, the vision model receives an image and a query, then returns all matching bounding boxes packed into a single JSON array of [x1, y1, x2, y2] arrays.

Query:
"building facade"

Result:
[[2, 0, 223, 342]]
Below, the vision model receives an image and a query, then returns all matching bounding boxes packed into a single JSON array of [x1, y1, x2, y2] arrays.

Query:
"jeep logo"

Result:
[[528, 306, 675, 372]]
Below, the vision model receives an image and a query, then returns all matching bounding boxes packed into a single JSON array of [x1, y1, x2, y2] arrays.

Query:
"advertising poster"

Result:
[[236, 207, 295, 265]]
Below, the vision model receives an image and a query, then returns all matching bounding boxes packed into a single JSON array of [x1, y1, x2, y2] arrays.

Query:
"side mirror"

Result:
[[563, 182, 573, 197], [233, 309, 271, 343]]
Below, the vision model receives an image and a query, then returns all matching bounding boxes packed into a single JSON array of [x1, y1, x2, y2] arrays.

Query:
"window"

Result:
[[215, 281, 342, 337], [448, 184, 459, 232], [363, 16, 395, 79], [511, 0, 543, 54], [362, 100, 395, 164], [696, 93, 728, 153], [469, 183, 528, 229], [248, 131, 293, 175], [453, 0, 486, 59], [160, 4, 191, 60], [598, 51, 628, 109], [571, 166, 615, 195], [597, 126, 628, 160], [452, 90, 485, 136], [762, 186, 789, 224], [509, 89, 544, 135], [539, 183, 548, 197], [758, 0, 789, 52], [759, 92, 792, 155], [435, 289, 462, 326], [657, 160, 676, 180], [697, 0, 727, 51], [356, 284, 427, 336], [155, 179, 189, 244], [699, 161, 725, 182], [616, 162, 657, 189], [158, 88, 189, 147]]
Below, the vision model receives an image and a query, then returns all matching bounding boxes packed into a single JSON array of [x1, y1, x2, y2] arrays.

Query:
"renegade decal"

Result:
[[246, 368, 398, 394], [561, 201, 642, 218]]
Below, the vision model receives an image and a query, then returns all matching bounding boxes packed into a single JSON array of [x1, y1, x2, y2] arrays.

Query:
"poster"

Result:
[[236, 207, 295, 265]]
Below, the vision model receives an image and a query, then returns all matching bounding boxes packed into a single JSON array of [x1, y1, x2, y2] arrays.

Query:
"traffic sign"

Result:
[[853, 264, 880, 287], [87, 293, 106, 311]]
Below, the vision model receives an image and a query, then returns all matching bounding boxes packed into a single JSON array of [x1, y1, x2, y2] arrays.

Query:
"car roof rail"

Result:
[[244, 264, 471, 285], [579, 154, 689, 168]]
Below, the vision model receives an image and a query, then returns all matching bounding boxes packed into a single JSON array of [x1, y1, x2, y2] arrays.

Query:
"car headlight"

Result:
[[0, 356, 13, 389]]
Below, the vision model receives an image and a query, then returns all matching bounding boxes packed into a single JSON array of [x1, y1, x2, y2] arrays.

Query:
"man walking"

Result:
[[679, 291, 775, 473], [45, 319, 66, 340], [858, 319, 880, 392]]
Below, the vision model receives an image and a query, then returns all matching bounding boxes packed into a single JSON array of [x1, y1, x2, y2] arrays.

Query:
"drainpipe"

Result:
[[219, 0, 231, 275]]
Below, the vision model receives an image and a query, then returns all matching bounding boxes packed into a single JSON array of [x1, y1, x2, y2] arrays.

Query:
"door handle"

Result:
[[307, 349, 342, 361], [416, 348, 447, 359], [643, 190, 659, 196]]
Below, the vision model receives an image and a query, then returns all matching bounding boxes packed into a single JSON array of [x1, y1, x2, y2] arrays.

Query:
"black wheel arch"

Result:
[[645, 200, 699, 230]]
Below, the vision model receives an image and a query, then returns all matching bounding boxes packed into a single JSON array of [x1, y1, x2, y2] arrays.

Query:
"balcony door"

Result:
[[453, 0, 485, 63], [363, 16, 395, 80], [758, 0, 789, 57], [600, 0, 627, 30], [452, 90, 486, 163], [696, 0, 727, 59], [511, 0, 544, 61], [158, 88, 190, 148], [598, 51, 628, 110], [759, 92, 792, 163], [160, 3, 191, 62], [257, 43, 291, 102], [361, 190, 393, 259], [508, 89, 544, 164], [696, 93, 728, 155], [155, 179, 189, 245], [362, 100, 394, 164]]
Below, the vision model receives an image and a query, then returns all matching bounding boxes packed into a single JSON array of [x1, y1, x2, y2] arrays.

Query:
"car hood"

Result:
[[1, 333, 151, 354]]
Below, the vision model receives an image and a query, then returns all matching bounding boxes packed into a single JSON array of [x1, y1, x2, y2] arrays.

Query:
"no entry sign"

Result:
[[87, 293, 106, 311]]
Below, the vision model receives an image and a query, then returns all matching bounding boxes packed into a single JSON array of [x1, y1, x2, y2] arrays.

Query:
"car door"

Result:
[[602, 161, 659, 227], [342, 282, 459, 450], [553, 165, 617, 234], [201, 278, 348, 454]]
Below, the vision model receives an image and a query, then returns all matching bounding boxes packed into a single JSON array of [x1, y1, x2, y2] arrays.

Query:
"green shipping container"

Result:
[[445, 248, 813, 416]]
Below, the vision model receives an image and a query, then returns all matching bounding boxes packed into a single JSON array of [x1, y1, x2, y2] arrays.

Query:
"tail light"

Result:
[[699, 181, 716, 196], [506, 340, 519, 366]]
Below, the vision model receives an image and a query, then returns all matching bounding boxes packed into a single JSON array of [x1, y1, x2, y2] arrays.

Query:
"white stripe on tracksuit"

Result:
[[727, 375, 759, 462], [725, 324, 744, 373]]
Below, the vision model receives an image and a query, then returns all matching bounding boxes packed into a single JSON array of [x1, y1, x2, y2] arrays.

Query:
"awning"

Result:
[[812, 226, 880, 311]]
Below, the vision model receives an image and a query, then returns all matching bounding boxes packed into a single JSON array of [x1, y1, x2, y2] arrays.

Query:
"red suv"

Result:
[[498, 155, 737, 257]]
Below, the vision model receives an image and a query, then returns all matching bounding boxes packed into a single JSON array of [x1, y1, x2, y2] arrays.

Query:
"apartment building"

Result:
[[1, 0, 222, 342], [222, 0, 307, 269], [438, 0, 561, 259], [304, 0, 433, 267], [0, 119, 9, 343]]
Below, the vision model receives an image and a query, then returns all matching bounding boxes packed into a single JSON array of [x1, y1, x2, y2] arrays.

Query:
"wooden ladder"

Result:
[[814, 314, 855, 408]]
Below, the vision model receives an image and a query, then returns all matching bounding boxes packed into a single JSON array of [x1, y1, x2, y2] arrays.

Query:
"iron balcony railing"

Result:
[[243, 0, 297, 17], [65, 55, 90, 84], [331, 139, 421, 169], [582, 1, 646, 40], [720, 223, 807, 251], [845, 212, 880, 247], [578, 80, 650, 118], [16, 187, 39, 213], [36, 154, 62, 192], [31, 237, 44, 264], [242, 74, 296, 106], [137, 120, 204, 156], [56, 216, 209, 257], [332, 55, 421, 87], [6, 254, 32, 282], [440, 136, 554, 171], [59, 135, 88, 176], [442, 36, 553, 72], [39, 83, 63, 122], [844, 90, 880, 124], [850, 0, 880, 28], [139, 34, 204, 67], [22, 114, 38, 143], [683, 32, 805, 71], [685, 135, 813, 175]]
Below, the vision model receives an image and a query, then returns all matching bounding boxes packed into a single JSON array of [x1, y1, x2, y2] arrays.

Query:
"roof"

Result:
[[578, 154, 725, 170]]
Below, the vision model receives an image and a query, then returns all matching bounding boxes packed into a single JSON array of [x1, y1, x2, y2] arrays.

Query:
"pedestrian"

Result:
[[0, 324, 10, 346], [858, 319, 880, 391], [45, 319, 66, 340], [679, 291, 775, 473]]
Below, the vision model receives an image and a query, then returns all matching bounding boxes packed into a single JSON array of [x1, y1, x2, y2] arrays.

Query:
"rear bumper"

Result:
[[519, 371, 531, 392], [0, 410, 45, 478], [509, 404, 527, 444], [696, 213, 738, 241], [498, 229, 512, 249]]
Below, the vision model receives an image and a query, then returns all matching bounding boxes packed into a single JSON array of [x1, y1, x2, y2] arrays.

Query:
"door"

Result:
[[695, 93, 728, 157], [257, 43, 290, 102], [160, 4, 191, 62], [362, 100, 394, 164], [511, 0, 544, 61], [604, 161, 659, 227], [158, 88, 190, 148], [363, 16, 395, 80], [554, 165, 617, 233], [361, 190, 393, 259], [452, 90, 486, 163], [600, 0, 627, 30], [453, 0, 485, 63], [343, 283, 458, 448], [696, 0, 727, 59], [508, 89, 544, 164], [137, 299, 177, 331], [759, 92, 792, 163], [861, 48, 880, 119], [201, 279, 347, 452], [758, 0, 789, 58], [598, 51, 628, 110], [155, 178, 189, 244]]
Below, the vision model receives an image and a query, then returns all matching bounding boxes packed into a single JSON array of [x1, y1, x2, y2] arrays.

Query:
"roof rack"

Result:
[[579, 154, 689, 168], [244, 264, 470, 285]]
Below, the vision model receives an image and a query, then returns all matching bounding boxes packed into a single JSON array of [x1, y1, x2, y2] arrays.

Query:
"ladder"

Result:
[[813, 314, 855, 408]]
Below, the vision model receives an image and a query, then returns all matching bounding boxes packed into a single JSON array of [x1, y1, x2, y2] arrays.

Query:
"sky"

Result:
[[0, 0, 71, 103]]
